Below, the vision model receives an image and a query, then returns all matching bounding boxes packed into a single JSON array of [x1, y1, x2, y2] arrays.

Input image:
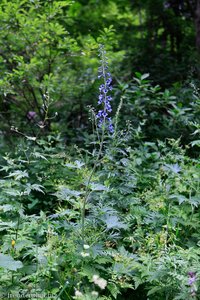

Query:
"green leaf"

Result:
[[147, 286, 162, 296], [105, 215, 127, 230], [191, 140, 200, 147], [65, 160, 85, 169], [107, 282, 121, 299], [141, 73, 149, 80], [54, 187, 83, 201], [0, 254, 23, 271], [32, 152, 48, 160], [0, 204, 13, 212], [4, 189, 22, 197], [169, 194, 187, 205], [6, 170, 29, 180], [90, 183, 108, 191], [0, 221, 17, 231], [25, 183, 45, 194]]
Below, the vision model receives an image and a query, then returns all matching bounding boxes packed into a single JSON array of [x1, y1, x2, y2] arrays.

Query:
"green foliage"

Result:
[[0, 128, 199, 299], [117, 72, 200, 148], [0, 0, 126, 146], [0, 1, 200, 299]]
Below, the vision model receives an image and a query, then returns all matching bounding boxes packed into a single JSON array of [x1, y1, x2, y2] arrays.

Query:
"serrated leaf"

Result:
[[169, 194, 187, 204], [107, 282, 120, 299], [105, 215, 127, 230], [6, 170, 29, 180], [163, 163, 181, 173], [74, 160, 85, 169], [54, 187, 83, 200], [0, 221, 16, 231], [30, 184, 45, 193], [65, 162, 75, 168], [4, 189, 22, 196], [120, 158, 129, 166], [90, 183, 108, 191], [65, 160, 85, 169], [32, 152, 48, 160], [147, 286, 162, 296], [190, 196, 200, 207], [133, 276, 143, 289], [0, 204, 13, 212]]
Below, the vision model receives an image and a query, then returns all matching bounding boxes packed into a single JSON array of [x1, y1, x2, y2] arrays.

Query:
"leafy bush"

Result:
[[0, 125, 199, 299], [117, 72, 200, 149]]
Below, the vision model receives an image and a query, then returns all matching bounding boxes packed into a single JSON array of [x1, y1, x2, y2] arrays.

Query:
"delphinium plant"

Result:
[[81, 44, 114, 244]]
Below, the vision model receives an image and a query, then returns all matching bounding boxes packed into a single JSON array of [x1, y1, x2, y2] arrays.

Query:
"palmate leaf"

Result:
[[0, 221, 17, 231], [65, 160, 85, 169], [6, 170, 29, 180], [107, 282, 121, 299], [163, 163, 181, 174], [0, 204, 13, 212], [0, 254, 23, 271], [24, 183, 45, 195], [54, 187, 83, 200], [32, 151, 48, 160], [90, 183, 108, 191], [105, 215, 128, 230], [169, 194, 187, 205], [4, 188, 22, 196]]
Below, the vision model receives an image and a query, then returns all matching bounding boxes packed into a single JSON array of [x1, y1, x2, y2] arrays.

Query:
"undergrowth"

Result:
[[0, 45, 199, 300]]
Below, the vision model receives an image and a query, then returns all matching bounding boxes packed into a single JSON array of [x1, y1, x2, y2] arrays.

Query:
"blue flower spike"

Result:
[[96, 45, 114, 134]]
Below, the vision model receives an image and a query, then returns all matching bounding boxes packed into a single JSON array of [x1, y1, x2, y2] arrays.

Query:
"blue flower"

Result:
[[108, 117, 114, 133], [96, 45, 114, 134], [188, 272, 196, 286], [27, 111, 36, 120]]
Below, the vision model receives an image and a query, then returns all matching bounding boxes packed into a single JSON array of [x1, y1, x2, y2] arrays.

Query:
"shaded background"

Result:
[[0, 0, 199, 150]]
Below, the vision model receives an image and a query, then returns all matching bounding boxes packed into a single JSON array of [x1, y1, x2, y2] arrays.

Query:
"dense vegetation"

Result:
[[0, 1, 200, 299]]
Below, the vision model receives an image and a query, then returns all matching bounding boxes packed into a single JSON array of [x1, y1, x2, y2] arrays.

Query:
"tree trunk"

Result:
[[195, 0, 200, 51]]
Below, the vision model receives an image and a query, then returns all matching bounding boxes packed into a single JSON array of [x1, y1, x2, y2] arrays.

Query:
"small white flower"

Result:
[[92, 275, 99, 281], [97, 278, 107, 289], [75, 290, 83, 297], [92, 274, 107, 289], [81, 252, 90, 257], [83, 244, 90, 250], [91, 291, 99, 297]]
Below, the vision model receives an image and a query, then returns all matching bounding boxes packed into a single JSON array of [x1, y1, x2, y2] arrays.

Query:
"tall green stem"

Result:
[[81, 126, 105, 244], [81, 44, 111, 245]]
